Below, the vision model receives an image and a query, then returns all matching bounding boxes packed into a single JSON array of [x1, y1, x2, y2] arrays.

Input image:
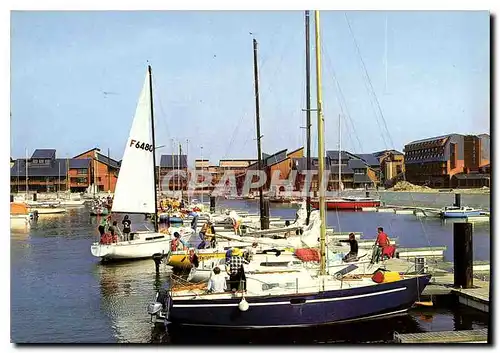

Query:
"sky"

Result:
[[10, 10, 490, 166]]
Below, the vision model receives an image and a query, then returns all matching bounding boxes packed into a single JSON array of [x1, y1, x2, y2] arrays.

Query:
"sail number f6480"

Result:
[[130, 139, 154, 152]]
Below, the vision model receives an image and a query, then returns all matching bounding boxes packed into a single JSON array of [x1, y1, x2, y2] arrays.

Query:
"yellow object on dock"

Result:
[[382, 271, 401, 283]]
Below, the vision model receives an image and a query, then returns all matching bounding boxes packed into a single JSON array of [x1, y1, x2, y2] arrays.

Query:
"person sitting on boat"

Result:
[[180, 199, 185, 209], [173, 231, 189, 250], [207, 266, 227, 293], [198, 221, 215, 249], [189, 248, 199, 268], [339, 233, 358, 262], [226, 248, 249, 292], [122, 215, 131, 241]]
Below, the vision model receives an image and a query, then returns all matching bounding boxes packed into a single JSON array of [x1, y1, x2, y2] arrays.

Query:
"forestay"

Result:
[[112, 71, 156, 214]]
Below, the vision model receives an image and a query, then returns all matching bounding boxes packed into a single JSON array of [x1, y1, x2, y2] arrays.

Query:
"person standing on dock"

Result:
[[122, 215, 131, 241]]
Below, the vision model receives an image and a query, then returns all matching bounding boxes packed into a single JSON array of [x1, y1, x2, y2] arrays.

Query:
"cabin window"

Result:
[[77, 168, 87, 174]]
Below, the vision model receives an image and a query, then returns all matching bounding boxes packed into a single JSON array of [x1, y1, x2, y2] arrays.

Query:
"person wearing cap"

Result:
[[226, 248, 249, 292]]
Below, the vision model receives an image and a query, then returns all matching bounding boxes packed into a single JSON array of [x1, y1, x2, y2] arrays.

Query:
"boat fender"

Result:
[[238, 297, 249, 312]]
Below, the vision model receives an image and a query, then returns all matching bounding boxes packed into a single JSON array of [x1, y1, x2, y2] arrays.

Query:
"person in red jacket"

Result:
[[373, 227, 395, 261], [375, 227, 390, 248]]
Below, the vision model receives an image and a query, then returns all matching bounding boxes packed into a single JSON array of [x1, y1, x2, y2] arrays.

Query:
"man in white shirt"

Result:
[[207, 266, 227, 293]]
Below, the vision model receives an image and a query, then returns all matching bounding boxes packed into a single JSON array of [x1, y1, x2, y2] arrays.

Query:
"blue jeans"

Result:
[[191, 215, 199, 231]]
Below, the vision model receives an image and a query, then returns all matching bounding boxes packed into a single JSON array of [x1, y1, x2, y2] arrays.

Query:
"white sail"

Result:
[[112, 71, 156, 214]]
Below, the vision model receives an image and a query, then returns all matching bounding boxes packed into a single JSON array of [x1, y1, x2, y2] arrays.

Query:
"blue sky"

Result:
[[10, 10, 490, 166]]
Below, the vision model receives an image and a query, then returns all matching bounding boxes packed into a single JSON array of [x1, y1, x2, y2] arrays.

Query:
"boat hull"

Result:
[[441, 211, 482, 218], [310, 200, 381, 210], [166, 275, 431, 328], [91, 238, 171, 260]]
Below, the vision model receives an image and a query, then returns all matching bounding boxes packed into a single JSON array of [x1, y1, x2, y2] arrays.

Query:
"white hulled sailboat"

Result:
[[91, 66, 192, 260]]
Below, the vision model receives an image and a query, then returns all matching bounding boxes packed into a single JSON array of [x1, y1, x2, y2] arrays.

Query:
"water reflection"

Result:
[[94, 259, 171, 343], [161, 314, 423, 344]]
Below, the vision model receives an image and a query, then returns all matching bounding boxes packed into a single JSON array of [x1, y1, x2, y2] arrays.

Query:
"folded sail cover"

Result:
[[295, 248, 320, 262], [112, 71, 156, 214]]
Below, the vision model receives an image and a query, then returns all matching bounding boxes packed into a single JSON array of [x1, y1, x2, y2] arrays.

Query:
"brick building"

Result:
[[404, 133, 490, 188], [74, 148, 120, 193], [159, 154, 188, 191]]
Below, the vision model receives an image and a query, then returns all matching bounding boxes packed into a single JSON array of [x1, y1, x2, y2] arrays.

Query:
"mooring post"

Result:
[[453, 222, 473, 289], [152, 253, 163, 275], [261, 198, 270, 230], [210, 196, 216, 214], [454, 193, 462, 208]]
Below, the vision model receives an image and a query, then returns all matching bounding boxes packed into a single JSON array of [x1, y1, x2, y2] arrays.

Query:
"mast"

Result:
[[17, 157, 19, 193], [148, 65, 159, 233], [107, 147, 111, 192], [25, 148, 28, 199], [58, 160, 61, 197], [252, 38, 266, 229], [314, 11, 327, 276], [67, 155, 69, 192], [200, 145, 204, 204], [338, 113, 342, 196], [179, 143, 183, 200], [171, 138, 175, 194], [305, 10, 312, 225]]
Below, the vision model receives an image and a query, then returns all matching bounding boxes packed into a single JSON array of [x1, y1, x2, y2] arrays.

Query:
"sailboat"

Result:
[[147, 12, 430, 328], [91, 66, 192, 261]]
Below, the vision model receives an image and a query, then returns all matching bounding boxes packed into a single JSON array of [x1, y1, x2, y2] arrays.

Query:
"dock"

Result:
[[394, 329, 488, 343], [383, 258, 490, 312]]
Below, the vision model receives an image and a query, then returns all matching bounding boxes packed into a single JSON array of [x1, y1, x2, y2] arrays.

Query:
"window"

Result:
[[33, 160, 38, 164], [77, 168, 87, 174]]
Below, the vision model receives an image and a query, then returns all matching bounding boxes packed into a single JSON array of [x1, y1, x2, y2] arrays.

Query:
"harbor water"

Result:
[[11, 199, 490, 343]]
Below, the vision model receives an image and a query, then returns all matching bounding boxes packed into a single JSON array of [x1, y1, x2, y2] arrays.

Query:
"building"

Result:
[[404, 133, 490, 188], [372, 149, 405, 186], [293, 150, 378, 192], [159, 154, 188, 191], [10, 149, 92, 193], [235, 148, 305, 194], [194, 159, 219, 192], [73, 148, 120, 193]]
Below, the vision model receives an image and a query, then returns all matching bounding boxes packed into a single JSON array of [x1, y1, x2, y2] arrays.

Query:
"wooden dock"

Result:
[[394, 329, 488, 343], [384, 258, 490, 312]]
